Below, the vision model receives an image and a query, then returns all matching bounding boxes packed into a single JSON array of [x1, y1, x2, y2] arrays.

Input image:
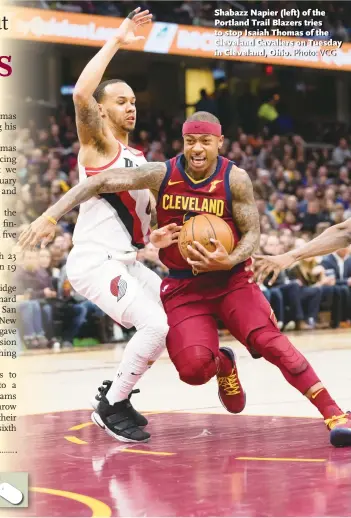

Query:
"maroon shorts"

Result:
[[160, 270, 276, 361]]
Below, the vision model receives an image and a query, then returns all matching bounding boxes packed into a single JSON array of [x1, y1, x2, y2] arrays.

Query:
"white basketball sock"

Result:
[[107, 330, 166, 405], [107, 304, 168, 405]]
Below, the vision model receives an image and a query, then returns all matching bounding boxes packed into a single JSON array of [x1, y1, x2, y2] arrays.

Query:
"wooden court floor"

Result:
[[8, 329, 351, 517]]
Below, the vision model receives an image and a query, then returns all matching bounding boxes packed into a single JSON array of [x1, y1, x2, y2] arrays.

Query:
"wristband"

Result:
[[45, 215, 57, 225]]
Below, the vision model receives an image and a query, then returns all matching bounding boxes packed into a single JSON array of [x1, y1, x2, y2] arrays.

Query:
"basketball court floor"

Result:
[[9, 330, 351, 516]]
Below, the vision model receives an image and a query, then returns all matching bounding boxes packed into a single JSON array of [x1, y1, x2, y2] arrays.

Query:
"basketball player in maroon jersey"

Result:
[[20, 112, 351, 447]]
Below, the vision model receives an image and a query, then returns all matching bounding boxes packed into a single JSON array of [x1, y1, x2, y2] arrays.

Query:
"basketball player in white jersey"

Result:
[[25, 8, 177, 443]]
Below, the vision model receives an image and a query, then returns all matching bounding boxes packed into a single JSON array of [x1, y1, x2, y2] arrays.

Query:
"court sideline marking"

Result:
[[30, 487, 112, 517]]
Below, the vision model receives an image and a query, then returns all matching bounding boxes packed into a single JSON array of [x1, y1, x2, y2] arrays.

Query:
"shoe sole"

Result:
[[91, 412, 150, 443], [330, 428, 351, 447], [218, 348, 246, 414]]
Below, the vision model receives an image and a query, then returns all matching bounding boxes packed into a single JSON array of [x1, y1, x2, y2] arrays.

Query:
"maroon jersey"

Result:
[[157, 154, 246, 274]]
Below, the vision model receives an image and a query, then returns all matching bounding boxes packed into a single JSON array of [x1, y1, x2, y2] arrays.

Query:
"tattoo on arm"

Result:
[[229, 167, 260, 266], [47, 174, 104, 222], [47, 162, 167, 223], [74, 95, 104, 146], [97, 162, 167, 194]]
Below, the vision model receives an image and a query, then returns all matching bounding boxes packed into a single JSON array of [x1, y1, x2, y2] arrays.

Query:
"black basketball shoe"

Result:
[[91, 394, 150, 443], [91, 380, 112, 410], [91, 381, 148, 427]]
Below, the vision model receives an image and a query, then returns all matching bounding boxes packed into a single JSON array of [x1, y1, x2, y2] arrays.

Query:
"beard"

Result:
[[107, 110, 134, 134], [112, 120, 131, 135]]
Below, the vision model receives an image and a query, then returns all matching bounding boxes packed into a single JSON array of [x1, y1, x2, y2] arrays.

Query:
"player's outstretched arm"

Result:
[[284, 218, 351, 259], [253, 218, 351, 284], [18, 163, 167, 250], [228, 167, 260, 267], [73, 8, 152, 145]]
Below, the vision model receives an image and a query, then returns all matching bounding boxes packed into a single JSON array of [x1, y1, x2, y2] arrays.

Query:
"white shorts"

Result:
[[66, 246, 164, 329]]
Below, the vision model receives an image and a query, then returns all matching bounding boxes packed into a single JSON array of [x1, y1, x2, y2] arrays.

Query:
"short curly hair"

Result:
[[93, 79, 127, 103], [186, 111, 220, 124]]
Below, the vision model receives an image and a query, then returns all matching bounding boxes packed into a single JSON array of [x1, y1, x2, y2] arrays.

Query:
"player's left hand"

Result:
[[150, 223, 181, 249], [18, 215, 56, 250], [116, 8, 153, 46], [187, 239, 233, 273], [252, 253, 295, 285]]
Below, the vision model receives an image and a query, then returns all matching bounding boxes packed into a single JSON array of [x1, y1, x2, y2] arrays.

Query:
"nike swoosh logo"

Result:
[[168, 180, 184, 186], [311, 388, 324, 399]]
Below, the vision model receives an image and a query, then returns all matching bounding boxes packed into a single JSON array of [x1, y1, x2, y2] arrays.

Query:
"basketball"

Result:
[[178, 214, 235, 261]]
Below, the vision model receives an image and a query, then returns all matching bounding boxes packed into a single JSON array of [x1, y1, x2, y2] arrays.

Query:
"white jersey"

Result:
[[72, 143, 151, 261]]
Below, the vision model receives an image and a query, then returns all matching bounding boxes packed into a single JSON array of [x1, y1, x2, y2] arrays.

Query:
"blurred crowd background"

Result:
[[12, 0, 351, 349], [15, 100, 351, 348]]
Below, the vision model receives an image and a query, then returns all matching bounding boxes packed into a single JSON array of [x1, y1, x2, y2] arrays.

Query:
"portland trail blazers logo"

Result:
[[110, 276, 127, 302]]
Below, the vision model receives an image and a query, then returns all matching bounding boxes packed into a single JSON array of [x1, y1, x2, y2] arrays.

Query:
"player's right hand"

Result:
[[150, 223, 181, 249], [18, 215, 56, 250], [116, 7, 153, 46], [251, 253, 295, 285]]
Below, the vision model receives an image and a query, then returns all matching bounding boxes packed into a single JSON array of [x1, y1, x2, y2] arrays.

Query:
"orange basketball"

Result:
[[178, 214, 235, 261]]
